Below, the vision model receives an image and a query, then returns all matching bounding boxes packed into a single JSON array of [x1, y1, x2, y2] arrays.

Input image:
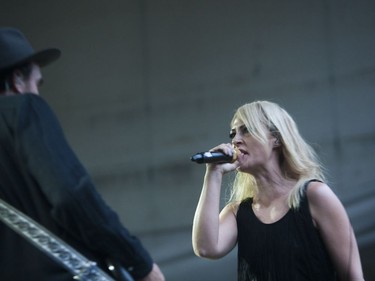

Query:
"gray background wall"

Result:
[[1, 1, 374, 280]]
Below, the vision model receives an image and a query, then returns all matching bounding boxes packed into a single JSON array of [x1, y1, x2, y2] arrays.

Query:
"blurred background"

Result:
[[1, 1, 374, 280]]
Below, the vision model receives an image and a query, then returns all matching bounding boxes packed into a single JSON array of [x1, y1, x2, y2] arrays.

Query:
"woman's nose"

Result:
[[231, 134, 242, 145]]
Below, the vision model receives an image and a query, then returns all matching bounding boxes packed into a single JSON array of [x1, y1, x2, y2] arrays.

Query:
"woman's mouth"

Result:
[[238, 148, 248, 155], [234, 148, 248, 162]]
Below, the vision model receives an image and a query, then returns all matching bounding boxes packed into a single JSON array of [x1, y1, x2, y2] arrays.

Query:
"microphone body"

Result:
[[191, 151, 236, 164]]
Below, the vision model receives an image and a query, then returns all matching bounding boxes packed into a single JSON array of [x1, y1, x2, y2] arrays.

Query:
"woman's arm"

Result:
[[192, 144, 239, 259], [192, 169, 238, 259], [307, 181, 364, 281]]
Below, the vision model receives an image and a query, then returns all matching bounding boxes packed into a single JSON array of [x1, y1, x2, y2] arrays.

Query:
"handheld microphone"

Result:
[[191, 151, 237, 164]]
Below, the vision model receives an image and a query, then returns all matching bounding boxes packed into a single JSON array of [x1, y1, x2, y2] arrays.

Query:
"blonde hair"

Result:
[[228, 101, 325, 209]]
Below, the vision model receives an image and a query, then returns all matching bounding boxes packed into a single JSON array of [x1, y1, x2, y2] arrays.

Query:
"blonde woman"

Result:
[[192, 101, 364, 281]]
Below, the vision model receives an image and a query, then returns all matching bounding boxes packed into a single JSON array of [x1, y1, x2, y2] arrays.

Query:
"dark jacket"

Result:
[[0, 94, 152, 281]]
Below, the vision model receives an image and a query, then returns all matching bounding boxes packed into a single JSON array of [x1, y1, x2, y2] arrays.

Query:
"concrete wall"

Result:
[[1, 1, 374, 280]]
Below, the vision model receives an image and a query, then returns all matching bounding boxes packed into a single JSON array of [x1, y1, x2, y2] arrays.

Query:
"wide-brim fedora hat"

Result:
[[0, 27, 61, 74]]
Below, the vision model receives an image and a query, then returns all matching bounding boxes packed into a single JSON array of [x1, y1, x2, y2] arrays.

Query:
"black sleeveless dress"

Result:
[[236, 182, 336, 281]]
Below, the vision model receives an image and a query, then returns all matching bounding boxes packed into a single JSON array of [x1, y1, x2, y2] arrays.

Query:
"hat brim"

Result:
[[29, 48, 61, 67], [0, 48, 61, 74]]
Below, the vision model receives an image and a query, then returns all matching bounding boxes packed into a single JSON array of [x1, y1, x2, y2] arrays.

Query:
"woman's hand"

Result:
[[206, 143, 240, 174]]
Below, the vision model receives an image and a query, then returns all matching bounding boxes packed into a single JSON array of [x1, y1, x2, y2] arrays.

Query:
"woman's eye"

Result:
[[240, 125, 249, 135], [230, 125, 249, 139]]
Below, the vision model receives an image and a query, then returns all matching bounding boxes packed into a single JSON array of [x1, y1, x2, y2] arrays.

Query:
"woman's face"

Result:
[[230, 118, 277, 173]]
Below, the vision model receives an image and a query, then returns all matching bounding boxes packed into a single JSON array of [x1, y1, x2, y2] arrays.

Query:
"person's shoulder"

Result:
[[306, 181, 332, 200], [21, 93, 45, 104], [0, 94, 27, 109], [305, 181, 341, 211], [222, 201, 242, 215], [2, 94, 54, 121], [0, 93, 44, 106], [18, 94, 51, 112]]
